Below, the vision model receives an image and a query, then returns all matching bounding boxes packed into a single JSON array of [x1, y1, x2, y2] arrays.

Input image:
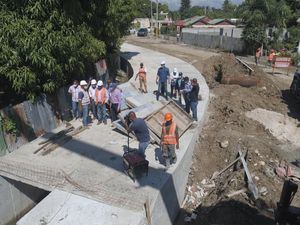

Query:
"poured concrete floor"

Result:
[[0, 43, 209, 225]]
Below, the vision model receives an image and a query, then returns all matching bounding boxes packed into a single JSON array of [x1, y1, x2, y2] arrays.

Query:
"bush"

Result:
[[1, 117, 18, 135]]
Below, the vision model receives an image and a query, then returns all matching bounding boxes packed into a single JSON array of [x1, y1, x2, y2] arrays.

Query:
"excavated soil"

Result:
[[125, 36, 300, 225]]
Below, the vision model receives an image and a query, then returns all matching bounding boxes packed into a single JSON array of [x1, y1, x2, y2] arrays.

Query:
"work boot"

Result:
[[104, 120, 107, 125], [97, 121, 101, 125], [165, 158, 170, 170]]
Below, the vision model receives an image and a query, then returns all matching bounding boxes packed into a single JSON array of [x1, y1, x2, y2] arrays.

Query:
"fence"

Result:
[[182, 31, 245, 53], [0, 89, 71, 151]]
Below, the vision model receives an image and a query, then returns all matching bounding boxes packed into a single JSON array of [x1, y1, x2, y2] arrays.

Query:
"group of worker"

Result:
[[68, 79, 122, 127], [125, 110, 179, 169], [136, 61, 200, 121], [255, 47, 282, 66]]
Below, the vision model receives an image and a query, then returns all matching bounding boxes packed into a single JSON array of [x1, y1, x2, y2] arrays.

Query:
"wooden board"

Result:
[[145, 100, 193, 139]]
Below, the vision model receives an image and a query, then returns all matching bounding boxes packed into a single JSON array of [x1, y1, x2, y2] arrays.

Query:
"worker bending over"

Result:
[[161, 113, 179, 169], [125, 112, 150, 158]]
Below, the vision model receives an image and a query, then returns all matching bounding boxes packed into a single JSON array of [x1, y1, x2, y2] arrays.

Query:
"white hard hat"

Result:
[[161, 61, 166, 65], [91, 79, 97, 85], [97, 80, 103, 87], [173, 68, 177, 73], [80, 80, 87, 86]]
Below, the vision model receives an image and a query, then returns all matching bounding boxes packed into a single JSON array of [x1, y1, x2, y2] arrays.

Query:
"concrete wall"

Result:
[[0, 176, 48, 225], [182, 31, 245, 53], [183, 27, 243, 38]]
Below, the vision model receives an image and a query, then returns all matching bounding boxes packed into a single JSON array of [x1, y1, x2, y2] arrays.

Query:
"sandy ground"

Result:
[[125, 35, 300, 225]]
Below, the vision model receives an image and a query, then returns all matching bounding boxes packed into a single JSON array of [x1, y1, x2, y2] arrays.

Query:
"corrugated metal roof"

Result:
[[208, 19, 233, 25], [184, 16, 206, 26]]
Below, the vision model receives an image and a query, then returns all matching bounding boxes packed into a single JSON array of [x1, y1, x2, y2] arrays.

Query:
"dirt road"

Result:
[[125, 35, 300, 225]]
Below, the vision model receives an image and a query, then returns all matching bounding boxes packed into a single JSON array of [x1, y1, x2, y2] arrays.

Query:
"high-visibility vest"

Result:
[[162, 122, 177, 145], [139, 67, 146, 79], [95, 88, 107, 105]]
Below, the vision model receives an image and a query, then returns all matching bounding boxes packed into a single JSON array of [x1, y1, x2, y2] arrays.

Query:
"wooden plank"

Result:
[[145, 100, 193, 139]]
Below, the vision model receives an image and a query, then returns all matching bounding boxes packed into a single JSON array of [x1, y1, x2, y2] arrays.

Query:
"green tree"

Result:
[[180, 0, 191, 18], [240, 0, 291, 52], [0, 0, 136, 100]]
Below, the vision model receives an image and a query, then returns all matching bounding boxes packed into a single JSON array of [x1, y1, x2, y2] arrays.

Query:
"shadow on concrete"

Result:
[[281, 89, 300, 121], [38, 131, 181, 223], [174, 199, 275, 225], [121, 51, 140, 60]]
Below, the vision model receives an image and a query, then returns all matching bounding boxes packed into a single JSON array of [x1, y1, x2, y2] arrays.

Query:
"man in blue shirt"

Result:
[[125, 112, 150, 158], [156, 61, 170, 101]]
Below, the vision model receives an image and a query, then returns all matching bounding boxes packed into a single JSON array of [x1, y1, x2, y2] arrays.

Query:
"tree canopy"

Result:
[[0, 0, 136, 101]]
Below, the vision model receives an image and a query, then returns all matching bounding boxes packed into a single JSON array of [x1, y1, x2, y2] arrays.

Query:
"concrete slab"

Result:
[[0, 43, 209, 225], [17, 190, 147, 225]]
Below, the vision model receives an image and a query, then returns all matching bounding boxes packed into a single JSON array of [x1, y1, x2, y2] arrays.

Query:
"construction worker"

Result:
[[125, 111, 150, 158], [68, 80, 81, 119], [156, 61, 170, 101], [161, 113, 179, 169], [170, 68, 179, 99], [78, 80, 90, 127], [95, 80, 109, 125], [180, 76, 192, 113], [190, 78, 200, 121], [89, 79, 97, 120], [176, 72, 184, 104], [109, 83, 122, 122], [255, 47, 262, 65], [135, 62, 148, 93], [268, 49, 276, 66]]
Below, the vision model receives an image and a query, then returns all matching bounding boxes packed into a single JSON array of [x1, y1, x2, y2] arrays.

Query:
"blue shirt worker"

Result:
[[156, 61, 170, 101], [125, 112, 150, 158], [78, 80, 90, 127]]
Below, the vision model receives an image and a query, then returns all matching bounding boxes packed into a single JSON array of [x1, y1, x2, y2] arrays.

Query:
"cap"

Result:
[[161, 61, 166, 65], [97, 80, 103, 87], [164, 112, 173, 122], [91, 79, 97, 85], [80, 80, 87, 86]]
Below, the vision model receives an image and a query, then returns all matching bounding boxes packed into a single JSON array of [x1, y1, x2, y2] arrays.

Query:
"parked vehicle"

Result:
[[137, 28, 148, 37]]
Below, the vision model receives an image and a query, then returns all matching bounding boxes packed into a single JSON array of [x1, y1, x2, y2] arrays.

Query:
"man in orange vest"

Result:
[[161, 112, 179, 169], [95, 80, 109, 125], [268, 49, 276, 66], [135, 62, 148, 93]]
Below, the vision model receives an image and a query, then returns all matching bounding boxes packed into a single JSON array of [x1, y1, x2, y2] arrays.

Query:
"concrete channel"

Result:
[[0, 43, 209, 225]]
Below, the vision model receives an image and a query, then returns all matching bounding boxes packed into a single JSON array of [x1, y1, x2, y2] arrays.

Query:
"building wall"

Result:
[[182, 31, 245, 53], [0, 176, 48, 225], [184, 27, 243, 38]]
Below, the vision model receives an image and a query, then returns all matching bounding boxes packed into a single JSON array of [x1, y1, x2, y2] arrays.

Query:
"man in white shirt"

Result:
[[88, 79, 97, 120], [68, 80, 81, 119]]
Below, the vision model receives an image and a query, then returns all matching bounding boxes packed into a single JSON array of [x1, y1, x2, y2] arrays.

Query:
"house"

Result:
[[175, 16, 211, 30], [132, 18, 150, 29], [207, 19, 235, 27]]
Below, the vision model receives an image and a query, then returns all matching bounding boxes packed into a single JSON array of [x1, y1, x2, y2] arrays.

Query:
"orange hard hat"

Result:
[[164, 113, 173, 121]]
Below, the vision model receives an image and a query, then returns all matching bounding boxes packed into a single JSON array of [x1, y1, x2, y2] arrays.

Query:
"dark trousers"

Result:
[[170, 84, 177, 98], [90, 100, 97, 119], [183, 94, 190, 114], [110, 103, 119, 121], [156, 82, 168, 101]]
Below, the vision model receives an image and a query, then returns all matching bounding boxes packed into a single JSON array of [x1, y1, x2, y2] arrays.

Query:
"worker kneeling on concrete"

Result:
[[125, 112, 150, 158], [161, 113, 179, 169]]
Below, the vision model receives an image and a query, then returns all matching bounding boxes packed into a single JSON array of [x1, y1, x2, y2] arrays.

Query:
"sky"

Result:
[[159, 0, 244, 10]]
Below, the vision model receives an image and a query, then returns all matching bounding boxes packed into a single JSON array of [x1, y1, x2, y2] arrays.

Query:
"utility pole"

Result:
[[156, 0, 159, 37], [150, 1, 153, 31]]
